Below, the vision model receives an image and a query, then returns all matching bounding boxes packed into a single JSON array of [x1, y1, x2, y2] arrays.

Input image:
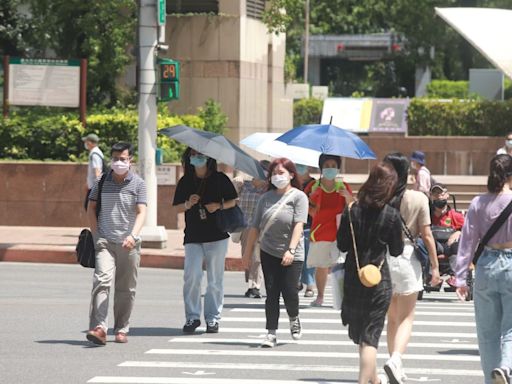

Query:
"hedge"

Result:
[[426, 80, 470, 99], [407, 98, 512, 136], [293, 98, 323, 126]]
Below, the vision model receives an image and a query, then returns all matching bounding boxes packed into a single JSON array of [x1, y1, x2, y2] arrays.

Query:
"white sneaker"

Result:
[[491, 367, 512, 384], [383, 357, 404, 384], [290, 317, 302, 340], [260, 333, 277, 348], [377, 373, 389, 384]]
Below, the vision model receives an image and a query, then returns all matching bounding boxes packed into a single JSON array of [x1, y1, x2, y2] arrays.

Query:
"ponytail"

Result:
[[487, 154, 512, 193]]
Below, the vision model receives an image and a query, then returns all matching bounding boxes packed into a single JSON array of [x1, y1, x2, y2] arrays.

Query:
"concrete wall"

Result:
[[163, 0, 292, 144]]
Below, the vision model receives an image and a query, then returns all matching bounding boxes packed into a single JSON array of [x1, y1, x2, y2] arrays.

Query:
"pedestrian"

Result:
[[241, 158, 308, 348], [172, 147, 238, 334], [86, 142, 147, 346], [337, 162, 404, 384], [455, 154, 512, 384], [232, 161, 269, 299], [82, 133, 105, 210], [383, 152, 441, 384], [296, 163, 316, 297], [306, 154, 353, 307], [496, 131, 512, 156], [410, 150, 431, 195]]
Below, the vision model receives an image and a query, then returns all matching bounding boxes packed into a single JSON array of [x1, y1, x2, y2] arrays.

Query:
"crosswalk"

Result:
[[87, 280, 482, 384]]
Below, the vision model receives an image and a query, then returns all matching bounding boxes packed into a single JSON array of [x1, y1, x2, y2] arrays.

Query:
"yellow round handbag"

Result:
[[348, 203, 384, 288]]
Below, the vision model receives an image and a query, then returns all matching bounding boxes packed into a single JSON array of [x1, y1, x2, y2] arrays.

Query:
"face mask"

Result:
[[433, 199, 448, 209], [190, 155, 208, 168], [322, 168, 338, 180], [506, 140, 512, 148], [84, 143, 89, 150], [296, 164, 308, 176], [111, 160, 129, 175], [271, 174, 290, 189]]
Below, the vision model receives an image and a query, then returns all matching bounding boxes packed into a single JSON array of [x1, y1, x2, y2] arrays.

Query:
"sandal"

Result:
[[310, 298, 323, 307], [304, 289, 314, 298]]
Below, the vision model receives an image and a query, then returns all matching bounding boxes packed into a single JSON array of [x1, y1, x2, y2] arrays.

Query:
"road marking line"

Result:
[[229, 308, 474, 317], [88, 378, 354, 384], [167, 337, 478, 349], [117, 361, 483, 377], [146, 348, 480, 362]]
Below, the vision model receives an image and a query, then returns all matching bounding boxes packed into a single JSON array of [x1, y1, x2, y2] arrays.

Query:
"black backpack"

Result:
[[91, 151, 109, 174]]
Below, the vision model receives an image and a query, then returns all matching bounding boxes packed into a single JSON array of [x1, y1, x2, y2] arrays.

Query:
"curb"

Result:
[[0, 248, 244, 271]]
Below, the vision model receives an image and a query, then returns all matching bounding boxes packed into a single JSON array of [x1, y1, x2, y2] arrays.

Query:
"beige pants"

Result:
[[240, 229, 263, 289], [89, 238, 141, 334]]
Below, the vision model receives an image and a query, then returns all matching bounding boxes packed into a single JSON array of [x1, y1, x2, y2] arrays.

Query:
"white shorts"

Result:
[[387, 240, 423, 295], [307, 241, 342, 268]]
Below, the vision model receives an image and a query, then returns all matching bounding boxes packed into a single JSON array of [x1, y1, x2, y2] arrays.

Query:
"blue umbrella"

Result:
[[275, 124, 376, 160], [159, 125, 266, 179]]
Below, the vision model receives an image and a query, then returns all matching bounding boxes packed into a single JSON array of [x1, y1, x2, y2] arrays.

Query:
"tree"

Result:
[[0, 0, 36, 57], [26, 0, 136, 106]]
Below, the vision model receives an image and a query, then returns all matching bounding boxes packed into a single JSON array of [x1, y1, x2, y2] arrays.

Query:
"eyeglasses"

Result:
[[112, 156, 130, 162]]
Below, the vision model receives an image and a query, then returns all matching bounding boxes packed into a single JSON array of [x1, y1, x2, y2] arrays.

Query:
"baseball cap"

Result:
[[410, 151, 425, 165], [430, 183, 447, 194], [82, 133, 100, 143]]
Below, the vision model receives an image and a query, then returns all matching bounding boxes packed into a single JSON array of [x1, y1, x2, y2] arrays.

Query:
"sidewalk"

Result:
[[0, 226, 243, 271]]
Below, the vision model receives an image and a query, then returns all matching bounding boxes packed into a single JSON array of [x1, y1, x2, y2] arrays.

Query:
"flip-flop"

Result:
[[310, 299, 323, 307]]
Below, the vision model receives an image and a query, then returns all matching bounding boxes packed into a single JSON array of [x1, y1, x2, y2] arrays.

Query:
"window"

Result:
[[168, 0, 219, 14], [246, 0, 265, 19]]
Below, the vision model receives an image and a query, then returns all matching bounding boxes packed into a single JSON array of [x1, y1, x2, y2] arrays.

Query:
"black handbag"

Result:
[[215, 174, 247, 233], [76, 173, 107, 268], [431, 225, 456, 242]]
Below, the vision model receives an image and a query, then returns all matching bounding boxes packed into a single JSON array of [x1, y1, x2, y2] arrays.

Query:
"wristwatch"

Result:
[[131, 234, 142, 243], [288, 248, 296, 255]]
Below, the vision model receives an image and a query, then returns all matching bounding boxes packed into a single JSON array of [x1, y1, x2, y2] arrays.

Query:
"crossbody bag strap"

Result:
[[95, 173, 108, 219], [259, 188, 297, 240], [473, 198, 512, 264], [348, 202, 384, 272], [399, 214, 417, 246]]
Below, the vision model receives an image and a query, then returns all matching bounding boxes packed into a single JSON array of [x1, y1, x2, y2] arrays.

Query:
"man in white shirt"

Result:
[[83, 133, 104, 210], [411, 150, 431, 195], [496, 132, 512, 155]]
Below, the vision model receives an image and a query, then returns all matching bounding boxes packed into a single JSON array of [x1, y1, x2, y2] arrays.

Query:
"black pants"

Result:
[[260, 250, 303, 330]]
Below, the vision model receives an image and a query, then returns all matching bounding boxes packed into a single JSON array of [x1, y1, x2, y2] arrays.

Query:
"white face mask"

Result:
[[271, 174, 290, 189], [84, 142, 89, 151], [111, 160, 130, 175], [506, 139, 512, 148]]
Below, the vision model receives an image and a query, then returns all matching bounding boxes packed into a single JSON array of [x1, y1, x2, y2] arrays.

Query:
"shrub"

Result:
[[293, 98, 323, 126], [426, 80, 470, 99], [407, 98, 512, 136]]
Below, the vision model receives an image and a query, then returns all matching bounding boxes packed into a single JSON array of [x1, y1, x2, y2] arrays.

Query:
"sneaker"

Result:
[[244, 288, 253, 297], [206, 321, 219, 333], [261, 333, 277, 348], [290, 317, 302, 340], [182, 319, 201, 334], [114, 332, 128, 343], [377, 373, 389, 384], [251, 288, 262, 298], [491, 367, 512, 384], [304, 289, 314, 298], [383, 357, 404, 384], [86, 326, 107, 346]]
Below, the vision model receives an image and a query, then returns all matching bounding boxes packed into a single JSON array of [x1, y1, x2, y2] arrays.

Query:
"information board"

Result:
[[369, 99, 409, 133], [8, 58, 80, 108]]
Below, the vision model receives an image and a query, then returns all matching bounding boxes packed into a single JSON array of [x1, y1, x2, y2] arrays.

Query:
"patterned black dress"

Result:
[[337, 203, 404, 348]]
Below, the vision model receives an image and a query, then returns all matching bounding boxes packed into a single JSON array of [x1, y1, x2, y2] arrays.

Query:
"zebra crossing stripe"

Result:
[[145, 348, 480, 362], [117, 361, 484, 377], [167, 337, 478, 349], [88, 377, 355, 384], [230, 308, 474, 317]]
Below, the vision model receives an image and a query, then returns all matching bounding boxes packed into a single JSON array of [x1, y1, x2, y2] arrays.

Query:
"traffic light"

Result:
[[157, 58, 180, 101]]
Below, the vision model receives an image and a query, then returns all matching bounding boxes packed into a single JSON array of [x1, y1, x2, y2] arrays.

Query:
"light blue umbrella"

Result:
[[159, 125, 266, 179], [275, 124, 376, 160]]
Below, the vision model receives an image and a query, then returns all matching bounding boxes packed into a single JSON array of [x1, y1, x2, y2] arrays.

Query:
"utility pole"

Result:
[[137, 0, 168, 248], [304, 0, 310, 84]]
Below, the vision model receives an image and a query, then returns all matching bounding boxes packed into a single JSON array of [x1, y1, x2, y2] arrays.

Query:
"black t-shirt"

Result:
[[173, 171, 238, 244]]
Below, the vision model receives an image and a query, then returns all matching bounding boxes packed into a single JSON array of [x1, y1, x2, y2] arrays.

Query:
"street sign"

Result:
[[157, 58, 180, 101], [157, 0, 166, 26]]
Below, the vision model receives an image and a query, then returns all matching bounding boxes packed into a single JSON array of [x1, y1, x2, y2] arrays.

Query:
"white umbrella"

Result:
[[240, 132, 320, 168]]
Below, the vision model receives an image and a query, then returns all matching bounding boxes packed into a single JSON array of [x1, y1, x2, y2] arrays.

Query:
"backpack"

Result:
[[91, 151, 109, 174]]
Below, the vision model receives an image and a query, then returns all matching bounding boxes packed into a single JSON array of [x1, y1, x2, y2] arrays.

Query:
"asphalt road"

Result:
[[0, 262, 482, 384]]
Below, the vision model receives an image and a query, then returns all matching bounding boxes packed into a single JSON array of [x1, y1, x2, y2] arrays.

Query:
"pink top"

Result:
[[455, 192, 512, 286]]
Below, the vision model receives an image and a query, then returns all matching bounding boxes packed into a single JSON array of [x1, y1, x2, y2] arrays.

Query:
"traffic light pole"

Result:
[[137, 0, 167, 248]]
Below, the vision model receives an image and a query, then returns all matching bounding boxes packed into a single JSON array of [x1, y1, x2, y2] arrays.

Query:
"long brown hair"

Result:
[[267, 158, 301, 190], [357, 162, 398, 209]]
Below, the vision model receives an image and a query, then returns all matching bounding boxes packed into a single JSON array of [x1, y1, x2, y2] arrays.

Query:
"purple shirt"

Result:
[[455, 192, 512, 286]]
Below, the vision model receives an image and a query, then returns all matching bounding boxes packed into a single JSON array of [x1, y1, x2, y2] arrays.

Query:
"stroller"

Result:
[[418, 195, 474, 301]]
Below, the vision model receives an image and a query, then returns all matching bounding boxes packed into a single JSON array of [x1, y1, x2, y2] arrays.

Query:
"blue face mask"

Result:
[[190, 155, 208, 168], [296, 164, 308, 176], [322, 167, 338, 180]]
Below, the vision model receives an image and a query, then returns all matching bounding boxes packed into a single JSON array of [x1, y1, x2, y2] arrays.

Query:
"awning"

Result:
[[435, 7, 512, 79]]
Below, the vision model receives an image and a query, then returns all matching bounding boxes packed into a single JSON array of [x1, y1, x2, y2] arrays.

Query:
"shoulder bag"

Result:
[[399, 216, 427, 266], [76, 173, 108, 268], [348, 202, 384, 288], [472, 198, 512, 265], [215, 173, 248, 233]]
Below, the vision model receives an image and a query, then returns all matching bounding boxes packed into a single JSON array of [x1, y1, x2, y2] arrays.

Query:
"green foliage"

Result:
[[0, 0, 37, 56], [407, 99, 512, 136], [426, 80, 470, 99], [197, 98, 228, 134], [293, 98, 323, 126], [505, 78, 512, 100]]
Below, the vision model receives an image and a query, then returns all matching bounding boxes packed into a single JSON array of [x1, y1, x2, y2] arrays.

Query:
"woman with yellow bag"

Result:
[[337, 162, 404, 384]]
